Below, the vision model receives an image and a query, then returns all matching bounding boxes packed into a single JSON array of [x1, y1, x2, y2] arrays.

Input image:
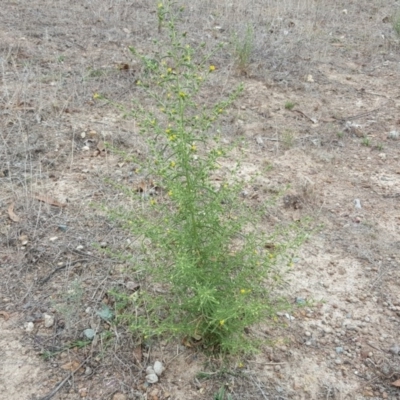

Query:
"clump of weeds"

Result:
[[98, 0, 309, 355], [232, 24, 254, 74], [284, 101, 295, 110]]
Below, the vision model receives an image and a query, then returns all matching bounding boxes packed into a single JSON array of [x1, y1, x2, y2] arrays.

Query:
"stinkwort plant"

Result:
[[232, 24, 254, 74], [105, 1, 306, 354]]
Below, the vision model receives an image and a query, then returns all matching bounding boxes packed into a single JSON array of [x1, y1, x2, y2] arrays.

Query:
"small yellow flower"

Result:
[[150, 199, 157, 205], [93, 92, 101, 99], [168, 134, 176, 141], [165, 128, 171, 134], [238, 362, 244, 368], [167, 67, 172, 73], [190, 144, 196, 151], [179, 91, 186, 99], [218, 108, 223, 114], [136, 80, 141, 85], [209, 65, 216, 72], [219, 320, 225, 326], [168, 190, 173, 196], [170, 160, 176, 168], [240, 289, 246, 294], [217, 150, 222, 155], [157, 3, 163, 8]]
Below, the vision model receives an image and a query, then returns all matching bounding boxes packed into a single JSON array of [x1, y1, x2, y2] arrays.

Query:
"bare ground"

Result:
[[1, 1, 400, 399]]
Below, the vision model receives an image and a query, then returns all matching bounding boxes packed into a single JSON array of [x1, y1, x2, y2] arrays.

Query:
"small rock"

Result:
[[100, 242, 108, 248], [25, 322, 34, 332], [334, 358, 342, 365], [83, 328, 96, 339], [146, 366, 155, 375], [126, 281, 140, 291], [146, 373, 159, 384], [154, 360, 164, 376], [112, 393, 127, 400], [49, 236, 58, 242], [85, 366, 92, 376], [378, 153, 387, 160], [296, 297, 306, 305], [44, 314, 55, 328], [387, 130, 399, 140], [389, 344, 400, 355], [76, 245, 84, 251], [336, 347, 344, 354], [255, 136, 264, 145], [305, 331, 311, 337], [354, 199, 362, 209], [345, 122, 363, 137]]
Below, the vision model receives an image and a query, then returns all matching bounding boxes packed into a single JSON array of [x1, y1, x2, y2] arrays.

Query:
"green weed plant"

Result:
[[232, 24, 254, 73], [105, 1, 306, 355], [393, 10, 400, 37]]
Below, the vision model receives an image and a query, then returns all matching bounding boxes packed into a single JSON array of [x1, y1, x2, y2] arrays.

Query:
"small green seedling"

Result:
[[285, 101, 295, 110], [361, 137, 370, 147]]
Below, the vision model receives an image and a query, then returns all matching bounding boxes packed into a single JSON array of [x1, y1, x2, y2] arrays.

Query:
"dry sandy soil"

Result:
[[1, 1, 400, 399]]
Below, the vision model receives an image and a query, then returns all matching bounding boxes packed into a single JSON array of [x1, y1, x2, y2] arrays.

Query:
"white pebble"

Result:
[[25, 322, 34, 332], [44, 314, 54, 328], [154, 361, 164, 376]]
